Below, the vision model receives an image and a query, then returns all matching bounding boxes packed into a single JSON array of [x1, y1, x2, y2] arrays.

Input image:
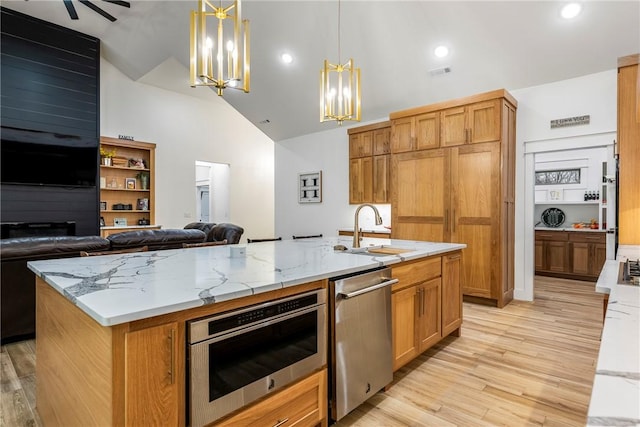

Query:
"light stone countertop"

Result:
[[587, 245, 640, 426], [534, 226, 607, 233], [27, 236, 465, 327]]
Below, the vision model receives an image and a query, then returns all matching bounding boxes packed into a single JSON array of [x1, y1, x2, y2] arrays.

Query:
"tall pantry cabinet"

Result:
[[617, 54, 640, 245], [390, 90, 516, 308]]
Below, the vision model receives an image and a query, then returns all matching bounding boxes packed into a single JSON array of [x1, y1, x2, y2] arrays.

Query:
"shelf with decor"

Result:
[[99, 136, 157, 237], [534, 201, 600, 205]]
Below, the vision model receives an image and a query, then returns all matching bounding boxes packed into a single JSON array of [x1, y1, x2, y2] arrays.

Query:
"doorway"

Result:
[[195, 161, 230, 224], [523, 132, 616, 301]]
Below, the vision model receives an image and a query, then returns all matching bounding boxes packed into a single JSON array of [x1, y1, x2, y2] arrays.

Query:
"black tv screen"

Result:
[[1, 140, 97, 187]]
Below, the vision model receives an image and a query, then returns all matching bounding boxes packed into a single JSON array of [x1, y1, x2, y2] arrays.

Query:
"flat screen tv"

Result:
[[1, 140, 97, 187]]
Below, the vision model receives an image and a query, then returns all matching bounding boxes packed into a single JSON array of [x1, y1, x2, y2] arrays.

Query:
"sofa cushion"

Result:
[[108, 229, 206, 251], [0, 236, 110, 261], [209, 223, 244, 244], [183, 222, 216, 237]]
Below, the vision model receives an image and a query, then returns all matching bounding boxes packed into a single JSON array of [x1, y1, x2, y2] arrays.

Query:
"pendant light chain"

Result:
[[337, 0, 341, 65]]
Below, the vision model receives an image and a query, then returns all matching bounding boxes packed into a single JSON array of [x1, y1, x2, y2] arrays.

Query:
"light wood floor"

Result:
[[1, 276, 603, 427]]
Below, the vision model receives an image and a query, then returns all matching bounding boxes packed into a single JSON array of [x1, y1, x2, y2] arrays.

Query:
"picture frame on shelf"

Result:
[[125, 178, 136, 189], [114, 217, 127, 227], [136, 198, 149, 211], [100, 201, 107, 211]]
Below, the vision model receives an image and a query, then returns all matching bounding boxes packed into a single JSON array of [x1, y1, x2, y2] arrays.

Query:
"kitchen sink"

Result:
[[335, 245, 413, 255]]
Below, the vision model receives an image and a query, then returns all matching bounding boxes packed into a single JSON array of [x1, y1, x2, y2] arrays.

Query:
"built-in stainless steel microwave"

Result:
[[187, 289, 327, 427]]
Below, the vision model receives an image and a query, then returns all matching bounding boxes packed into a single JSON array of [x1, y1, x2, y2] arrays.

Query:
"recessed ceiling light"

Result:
[[434, 46, 449, 58], [281, 53, 293, 64], [561, 3, 582, 19]]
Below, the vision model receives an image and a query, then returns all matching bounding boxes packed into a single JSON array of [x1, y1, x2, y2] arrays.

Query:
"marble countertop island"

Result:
[[28, 236, 465, 327], [587, 245, 640, 426]]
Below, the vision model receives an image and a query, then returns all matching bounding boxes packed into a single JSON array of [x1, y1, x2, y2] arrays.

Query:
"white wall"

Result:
[[100, 58, 275, 242], [275, 120, 391, 240], [511, 69, 617, 300]]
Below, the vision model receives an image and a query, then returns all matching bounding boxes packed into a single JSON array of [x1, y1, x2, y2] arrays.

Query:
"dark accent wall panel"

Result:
[[1, 185, 99, 237], [0, 7, 99, 138], [0, 7, 100, 236]]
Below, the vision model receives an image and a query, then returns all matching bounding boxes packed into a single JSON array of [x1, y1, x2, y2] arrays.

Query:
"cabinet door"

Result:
[[442, 253, 462, 337], [125, 322, 179, 426], [360, 132, 373, 157], [571, 242, 590, 275], [535, 240, 545, 271], [392, 150, 448, 242], [373, 127, 391, 155], [349, 134, 361, 158], [391, 117, 414, 153], [592, 243, 607, 276], [548, 241, 568, 273], [392, 285, 418, 371], [468, 100, 501, 144], [440, 106, 467, 147], [417, 278, 441, 353], [415, 112, 440, 150], [373, 155, 390, 204], [349, 157, 373, 204], [451, 143, 500, 298]]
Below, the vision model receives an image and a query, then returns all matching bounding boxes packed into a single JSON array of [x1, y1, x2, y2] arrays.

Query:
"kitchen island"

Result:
[[28, 236, 465, 426], [587, 245, 640, 426]]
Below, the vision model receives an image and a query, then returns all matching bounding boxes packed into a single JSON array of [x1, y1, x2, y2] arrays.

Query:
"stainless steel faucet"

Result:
[[353, 204, 383, 248]]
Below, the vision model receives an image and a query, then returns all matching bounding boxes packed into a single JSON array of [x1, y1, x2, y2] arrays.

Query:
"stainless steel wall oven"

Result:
[[187, 289, 327, 427]]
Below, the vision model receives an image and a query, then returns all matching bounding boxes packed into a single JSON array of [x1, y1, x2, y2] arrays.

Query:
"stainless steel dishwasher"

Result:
[[328, 267, 398, 422]]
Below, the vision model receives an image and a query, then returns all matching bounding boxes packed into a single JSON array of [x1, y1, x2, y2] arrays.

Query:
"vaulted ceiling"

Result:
[[4, 1, 639, 142]]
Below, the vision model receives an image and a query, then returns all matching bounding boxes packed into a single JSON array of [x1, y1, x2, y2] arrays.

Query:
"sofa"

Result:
[[0, 224, 244, 344], [183, 222, 244, 244]]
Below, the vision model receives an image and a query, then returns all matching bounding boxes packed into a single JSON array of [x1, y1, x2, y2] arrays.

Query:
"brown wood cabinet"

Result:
[[391, 112, 440, 153], [391, 253, 461, 371], [100, 136, 157, 237], [125, 322, 179, 426], [441, 100, 501, 147], [535, 231, 569, 274], [348, 121, 391, 204], [390, 90, 516, 308], [217, 370, 327, 427], [349, 157, 373, 204], [617, 54, 640, 245], [534, 230, 606, 281]]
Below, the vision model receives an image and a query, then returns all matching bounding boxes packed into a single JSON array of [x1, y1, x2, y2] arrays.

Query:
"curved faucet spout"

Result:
[[353, 204, 383, 248]]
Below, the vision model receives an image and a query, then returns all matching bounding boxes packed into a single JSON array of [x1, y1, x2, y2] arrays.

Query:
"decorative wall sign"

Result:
[[299, 171, 322, 203], [550, 115, 590, 129]]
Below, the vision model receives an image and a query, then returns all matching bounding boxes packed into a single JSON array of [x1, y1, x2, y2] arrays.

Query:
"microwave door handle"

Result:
[[338, 278, 399, 299]]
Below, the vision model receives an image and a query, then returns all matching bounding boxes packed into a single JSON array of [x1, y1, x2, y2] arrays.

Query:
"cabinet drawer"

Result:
[[217, 369, 326, 427], [535, 231, 568, 241], [392, 257, 441, 291], [568, 231, 606, 243]]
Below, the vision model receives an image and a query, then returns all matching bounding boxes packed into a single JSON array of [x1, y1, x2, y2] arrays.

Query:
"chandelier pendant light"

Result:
[[320, 0, 361, 124], [190, 0, 250, 96]]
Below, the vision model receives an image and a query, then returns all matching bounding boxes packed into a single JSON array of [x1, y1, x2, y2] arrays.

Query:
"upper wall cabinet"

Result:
[[391, 112, 440, 153], [441, 100, 501, 147], [347, 121, 391, 204]]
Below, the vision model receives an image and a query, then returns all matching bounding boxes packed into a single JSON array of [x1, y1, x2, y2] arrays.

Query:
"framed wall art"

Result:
[[299, 171, 322, 203]]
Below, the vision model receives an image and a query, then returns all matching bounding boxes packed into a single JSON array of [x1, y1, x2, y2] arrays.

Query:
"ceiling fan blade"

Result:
[[78, 0, 117, 22], [63, 0, 79, 20], [101, 0, 130, 8]]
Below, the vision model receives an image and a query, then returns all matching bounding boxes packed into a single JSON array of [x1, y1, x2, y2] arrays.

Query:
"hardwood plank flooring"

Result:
[[0, 276, 602, 426]]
